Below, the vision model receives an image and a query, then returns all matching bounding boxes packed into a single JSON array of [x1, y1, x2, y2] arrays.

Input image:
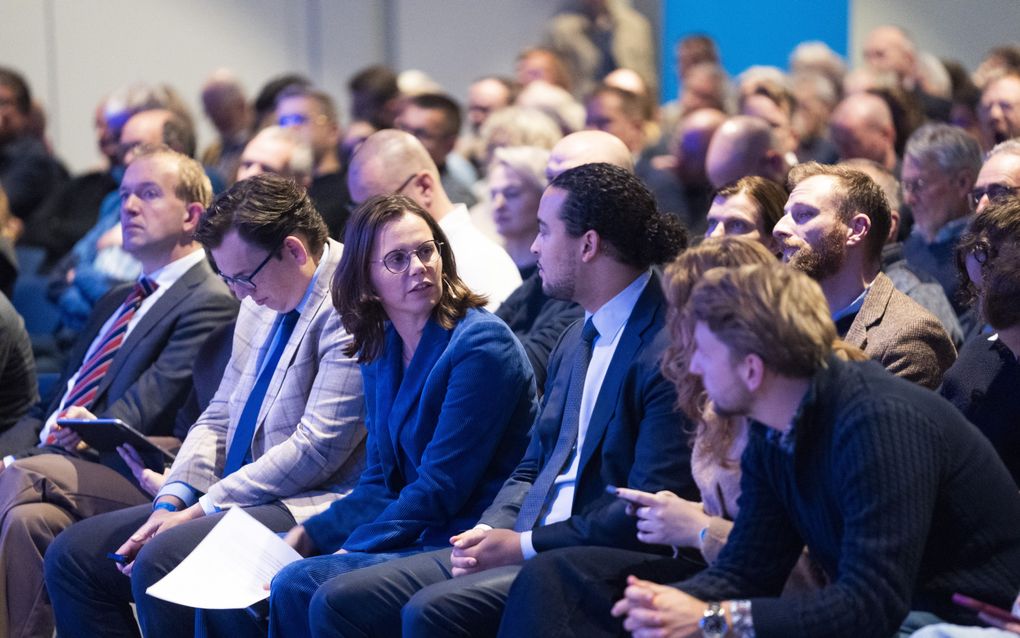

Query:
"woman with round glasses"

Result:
[[940, 197, 1020, 486], [214, 193, 537, 638]]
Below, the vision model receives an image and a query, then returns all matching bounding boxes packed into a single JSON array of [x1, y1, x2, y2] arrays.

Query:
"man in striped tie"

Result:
[[0, 144, 239, 638]]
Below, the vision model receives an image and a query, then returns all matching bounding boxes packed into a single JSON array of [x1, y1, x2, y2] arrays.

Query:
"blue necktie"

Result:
[[514, 318, 599, 532], [223, 310, 300, 476]]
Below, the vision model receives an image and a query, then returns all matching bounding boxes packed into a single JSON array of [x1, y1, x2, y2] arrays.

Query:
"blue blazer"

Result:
[[302, 307, 537, 553], [479, 272, 699, 552]]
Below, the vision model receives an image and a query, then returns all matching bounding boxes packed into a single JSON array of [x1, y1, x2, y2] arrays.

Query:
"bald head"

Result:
[[546, 130, 633, 181], [829, 92, 897, 168], [674, 108, 726, 185], [705, 116, 785, 188], [347, 129, 450, 214], [863, 26, 916, 85], [201, 69, 248, 136]]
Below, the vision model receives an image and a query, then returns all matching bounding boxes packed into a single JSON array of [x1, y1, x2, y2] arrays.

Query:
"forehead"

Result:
[[709, 192, 759, 219], [788, 175, 838, 210], [375, 212, 433, 251], [901, 154, 942, 177], [243, 134, 292, 163], [489, 162, 523, 186], [470, 80, 508, 103], [537, 187, 569, 222], [121, 113, 166, 144], [277, 95, 318, 115], [210, 230, 256, 271], [123, 155, 179, 189], [399, 104, 443, 127], [984, 76, 1020, 100], [693, 321, 729, 354], [742, 95, 788, 126], [977, 153, 1020, 186]]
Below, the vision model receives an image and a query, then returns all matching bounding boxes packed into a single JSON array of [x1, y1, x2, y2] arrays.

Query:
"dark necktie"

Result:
[[514, 318, 599, 532], [223, 309, 300, 476], [48, 278, 158, 444]]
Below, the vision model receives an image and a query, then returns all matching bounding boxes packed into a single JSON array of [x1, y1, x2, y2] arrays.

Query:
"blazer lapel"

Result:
[[843, 273, 893, 349], [576, 275, 664, 473]]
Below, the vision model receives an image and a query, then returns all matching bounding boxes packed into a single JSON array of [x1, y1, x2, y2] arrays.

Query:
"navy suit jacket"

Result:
[[302, 307, 537, 553], [479, 272, 699, 553]]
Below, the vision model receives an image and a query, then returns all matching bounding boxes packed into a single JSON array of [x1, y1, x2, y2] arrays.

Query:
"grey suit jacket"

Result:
[[845, 272, 957, 390], [164, 239, 367, 522]]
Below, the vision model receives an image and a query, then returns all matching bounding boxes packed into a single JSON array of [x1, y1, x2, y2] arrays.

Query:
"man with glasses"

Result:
[[275, 86, 352, 238], [978, 71, 1020, 151], [0, 145, 238, 637], [348, 129, 521, 310], [396, 93, 478, 207], [45, 173, 367, 638], [973, 139, 1020, 214], [234, 125, 313, 188], [900, 123, 983, 313]]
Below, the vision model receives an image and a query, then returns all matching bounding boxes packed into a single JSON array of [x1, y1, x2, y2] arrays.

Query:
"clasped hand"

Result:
[[611, 575, 709, 638], [449, 528, 523, 577]]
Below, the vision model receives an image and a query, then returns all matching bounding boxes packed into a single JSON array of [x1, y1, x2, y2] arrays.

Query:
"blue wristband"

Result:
[[154, 501, 179, 513]]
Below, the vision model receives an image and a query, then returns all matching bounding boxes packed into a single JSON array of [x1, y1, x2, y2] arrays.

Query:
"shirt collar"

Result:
[[144, 249, 205, 289], [761, 368, 820, 455], [831, 285, 869, 322], [585, 270, 651, 346], [910, 215, 972, 245]]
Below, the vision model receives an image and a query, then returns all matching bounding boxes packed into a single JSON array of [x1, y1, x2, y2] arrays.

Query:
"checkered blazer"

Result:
[[164, 239, 366, 522]]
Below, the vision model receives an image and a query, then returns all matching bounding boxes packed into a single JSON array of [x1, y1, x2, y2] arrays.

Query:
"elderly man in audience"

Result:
[[234, 125, 313, 186], [275, 85, 351, 237], [294, 163, 696, 637], [705, 115, 793, 190], [44, 173, 367, 638], [830, 92, 900, 175], [773, 162, 956, 388], [545, 129, 632, 180], [0, 145, 239, 638], [613, 262, 1020, 638], [973, 139, 1020, 214], [978, 71, 1020, 151], [900, 123, 982, 312], [348, 129, 521, 310]]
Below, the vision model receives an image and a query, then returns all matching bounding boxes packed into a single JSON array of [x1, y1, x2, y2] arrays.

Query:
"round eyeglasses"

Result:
[[373, 240, 442, 274]]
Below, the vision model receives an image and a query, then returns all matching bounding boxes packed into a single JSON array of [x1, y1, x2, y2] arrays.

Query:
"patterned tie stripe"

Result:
[[59, 278, 157, 413]]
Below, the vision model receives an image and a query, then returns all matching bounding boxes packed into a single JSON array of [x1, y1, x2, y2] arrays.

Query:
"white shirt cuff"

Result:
[[519, 530, 537, 559], [197, 494, 220, 516], [156, 481, 199, 508]]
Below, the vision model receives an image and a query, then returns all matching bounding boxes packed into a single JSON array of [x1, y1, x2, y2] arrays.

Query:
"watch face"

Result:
[[700, 604, 728, 638]]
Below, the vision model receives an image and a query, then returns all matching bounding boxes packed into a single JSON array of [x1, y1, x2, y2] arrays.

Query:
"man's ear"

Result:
[[183, 202, 204, 232], [414, 171, 434, 209], [846, 212, 872, 247], [282, 235, 310, 267], [579, 229, 600, 263], [740, 353, 765, 393]]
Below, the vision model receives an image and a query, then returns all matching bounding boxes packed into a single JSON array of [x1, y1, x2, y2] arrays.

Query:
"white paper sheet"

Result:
[[145, 506, 302, 609]]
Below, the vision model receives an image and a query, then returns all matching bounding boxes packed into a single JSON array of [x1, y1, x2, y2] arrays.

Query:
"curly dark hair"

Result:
[[955, 196, 1020, 312], [332, 194, 486, 362], [196, 173, 328, 258], [549, 163, 688, 269]]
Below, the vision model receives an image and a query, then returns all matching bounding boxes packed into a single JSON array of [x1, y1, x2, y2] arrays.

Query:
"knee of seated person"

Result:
[[43, 525, 79, 588], [401, 588, 447, 634], [270, 561, 317, 610]]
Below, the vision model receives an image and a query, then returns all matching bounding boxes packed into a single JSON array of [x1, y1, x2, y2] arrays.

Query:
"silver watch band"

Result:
[[729, 600, 755, 638]]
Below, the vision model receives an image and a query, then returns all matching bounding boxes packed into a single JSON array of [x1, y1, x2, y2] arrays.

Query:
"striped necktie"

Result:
[[59, 277, 158, 414]]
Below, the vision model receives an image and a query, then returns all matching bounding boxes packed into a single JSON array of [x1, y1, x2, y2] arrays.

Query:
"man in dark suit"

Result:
[[300, 163, 697, 636], [773, 162, 956, 388], [0, 144, 238, 638]]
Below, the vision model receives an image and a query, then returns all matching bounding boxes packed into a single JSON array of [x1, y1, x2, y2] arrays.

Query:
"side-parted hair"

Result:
[[130, 144, 212, 207], [787, 161, 891, 266], [550, 163, 688, 269], [661, 237, 778, 467], [196, 172, 327, 258], [687, 263, 835, 378], [714, 176, 787, 235], [333, 194, 486, 362]]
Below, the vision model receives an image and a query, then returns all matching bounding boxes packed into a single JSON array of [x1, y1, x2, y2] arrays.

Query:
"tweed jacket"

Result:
[[163, 239, 367, 523], [844, 272, 956, 389]]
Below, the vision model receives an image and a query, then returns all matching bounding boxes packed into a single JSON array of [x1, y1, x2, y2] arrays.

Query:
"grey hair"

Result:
[[988, 138, 1020, 160], [489, 145, 550, 193], [255, 125, 314, 181], [904, 122, 982, 175]]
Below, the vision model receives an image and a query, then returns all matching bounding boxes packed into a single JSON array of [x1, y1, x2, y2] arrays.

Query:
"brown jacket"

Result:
[[844, 272, 957, 389]]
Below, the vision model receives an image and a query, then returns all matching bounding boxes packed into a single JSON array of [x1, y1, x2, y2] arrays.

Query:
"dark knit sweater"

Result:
[[940, 334, 1020, 488], [676, 357, 1020, 638]]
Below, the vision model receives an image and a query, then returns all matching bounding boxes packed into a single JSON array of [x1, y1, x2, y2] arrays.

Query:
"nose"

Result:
[[225, 280, 252, 301], [902, 187, 917, 207], [121, 192, 141, 215], [772, 213, 793, 242], [707, 223, 726, 239], [530, 234, 540, 255], [976, 194, 990, 213], [407, 251, 428, 275], [491, 191, 505, 212]]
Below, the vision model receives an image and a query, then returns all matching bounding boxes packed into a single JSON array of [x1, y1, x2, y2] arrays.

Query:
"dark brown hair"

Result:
[[955, 197, 1020, 312], [714, 175, 787, 235], [332, 194, 486, 362]]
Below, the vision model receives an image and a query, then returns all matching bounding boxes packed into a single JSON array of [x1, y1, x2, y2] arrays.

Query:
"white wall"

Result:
[[850, 0, 1020, 71], [0, 0, 557, 174]]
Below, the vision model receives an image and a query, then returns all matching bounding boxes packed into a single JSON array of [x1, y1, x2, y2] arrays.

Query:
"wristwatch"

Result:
[[700, 601, 728, 638]]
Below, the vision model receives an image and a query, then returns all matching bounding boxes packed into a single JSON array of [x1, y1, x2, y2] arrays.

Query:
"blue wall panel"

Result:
[[660, 0, 849, 103]]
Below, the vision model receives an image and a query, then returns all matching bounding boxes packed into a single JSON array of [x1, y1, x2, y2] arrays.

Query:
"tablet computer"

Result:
[[56, 418, 175, 472]]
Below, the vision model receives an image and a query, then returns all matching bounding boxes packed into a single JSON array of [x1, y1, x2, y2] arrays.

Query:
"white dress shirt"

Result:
[[439, 204, 522, 311]]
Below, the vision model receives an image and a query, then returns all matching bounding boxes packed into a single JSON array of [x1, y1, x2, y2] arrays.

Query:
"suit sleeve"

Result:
[[100, 282, 239, 436], [338, 321, 536, 552], [530, 339, 697, 552], [878, 313, 957, 390], [196, 310, 366, 510]]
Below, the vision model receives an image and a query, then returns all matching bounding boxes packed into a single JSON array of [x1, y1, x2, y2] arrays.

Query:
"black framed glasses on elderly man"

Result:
[[373, 240, 443, 274], [217, 247, 278, 291], [970, 183, 1018, 208]]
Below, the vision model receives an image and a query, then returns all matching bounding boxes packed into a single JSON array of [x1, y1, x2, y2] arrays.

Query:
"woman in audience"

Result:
[[703, 175, 785, 255], [500, 237, 835, 638], [940, 198, 1020, 486], [198, 193, 537, 637], [488, 145, 549, 278]]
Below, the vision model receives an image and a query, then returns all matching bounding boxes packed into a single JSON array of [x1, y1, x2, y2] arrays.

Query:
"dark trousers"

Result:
[[496, 546, 704, 638], [301, 546, 519, 637], [44, 502, 295, 638]]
